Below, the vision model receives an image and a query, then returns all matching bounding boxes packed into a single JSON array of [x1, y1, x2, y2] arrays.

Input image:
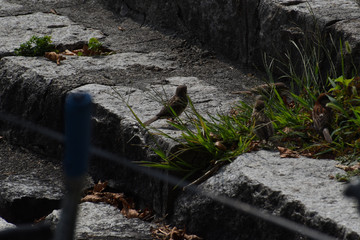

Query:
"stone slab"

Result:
[[0, 12, 104, 56], [0, 0, 359, 239], [1, 52, 177, 81], [70, 77, 242, 215], [72, 76, 241, 130], [46, 202, 155, 240], [172, 150, 360, 239], [0, 218, 15, 231]]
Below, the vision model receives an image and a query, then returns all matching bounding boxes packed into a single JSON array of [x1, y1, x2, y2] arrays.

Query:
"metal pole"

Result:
[[54, 92, 92, 240], [345, 179, 360, 213]]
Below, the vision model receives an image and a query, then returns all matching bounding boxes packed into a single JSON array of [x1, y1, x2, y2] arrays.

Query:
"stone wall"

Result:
[[101, 0, 360, 78]]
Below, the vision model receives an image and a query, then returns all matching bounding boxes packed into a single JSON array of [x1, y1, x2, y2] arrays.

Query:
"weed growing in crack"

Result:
[[14, 35, 55, 56], [262, 28, 360, 165], [110, 86, 256, 183], [111, 27, 359, 184]]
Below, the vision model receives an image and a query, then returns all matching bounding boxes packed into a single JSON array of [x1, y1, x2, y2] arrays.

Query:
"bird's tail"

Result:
[[322, 128, 333, 143], [143, 116, 159, 126]]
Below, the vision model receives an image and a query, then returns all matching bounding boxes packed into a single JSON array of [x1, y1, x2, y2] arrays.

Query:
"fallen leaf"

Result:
[[336, 163, 360, 172], [151, 224, 203, 240], [185, 234, 203, 240], [72, 49, 83, 54], [81, 182, 153, 220], [44, 52, 66, 65], [81, 193, 105, 203], [63, 49, 77, 56], [277, 146, 300, 158], [93, 180, 107, 193], [81, 192, 124, 208], [50, 8, 58, 15], [138, 208, 153, 221], [121, 208, 139, 218]]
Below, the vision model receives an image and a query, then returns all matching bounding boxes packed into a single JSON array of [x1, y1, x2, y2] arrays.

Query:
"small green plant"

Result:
[[88, 37, 102, 52], [335, 169, 360, 182], [141, 97, 255, 178], [113, 14, 360, 184], [261, 38, 360, 159], [14, 35, 55, 56], [111, 88, 255, 181]]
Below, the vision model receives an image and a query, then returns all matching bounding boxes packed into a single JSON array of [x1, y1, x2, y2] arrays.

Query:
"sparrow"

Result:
[[252, 99, 274, 141], [143, 85, 188, 126], [312, 93, 332, 143], [232, 82, 289, 96]]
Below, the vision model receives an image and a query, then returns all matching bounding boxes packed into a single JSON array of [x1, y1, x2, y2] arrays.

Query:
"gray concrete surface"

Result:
[[0, 0, 359, 239], [173, 151, 360, 239], [46, 202, 155, 240]]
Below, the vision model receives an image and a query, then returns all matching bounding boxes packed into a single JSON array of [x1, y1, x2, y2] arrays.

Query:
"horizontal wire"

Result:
[[0, 111, 64, 142], [91, 146, 335, 240], [0, 111, 336, 240]]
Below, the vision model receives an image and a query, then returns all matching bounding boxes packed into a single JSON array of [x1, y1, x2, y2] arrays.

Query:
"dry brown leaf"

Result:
[[63, 49, 77, 56], [277, 146, 300, 158], [185, 234, 203, 240], [44, 52, 66, 65], [93, 180, 107, 193], [50, 8, 58, 15], [82, 182, 152, 220], [336, 163, 360, 172], [81, 193, 105, 203], [121, 208, 139, 218], [151, 225, 203, 240], [138, 208, 152, 220], [81, 191, 124, 208], [72, 49, 83, 54], [300, 152, 313, 158]]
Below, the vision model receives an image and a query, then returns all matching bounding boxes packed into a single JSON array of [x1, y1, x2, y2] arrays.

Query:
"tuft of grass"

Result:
[[14, 35, 55, 56], [110, 86, 256, 181], [261, 30, 360, 163], [112, 19, 360, 183], [139, 97, 255, 179]]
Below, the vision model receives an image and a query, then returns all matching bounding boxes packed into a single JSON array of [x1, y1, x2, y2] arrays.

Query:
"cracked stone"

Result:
[[0, 12, 104, 56]]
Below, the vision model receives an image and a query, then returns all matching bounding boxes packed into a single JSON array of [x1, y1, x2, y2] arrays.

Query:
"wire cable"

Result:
[[0, 111, 337, 240]]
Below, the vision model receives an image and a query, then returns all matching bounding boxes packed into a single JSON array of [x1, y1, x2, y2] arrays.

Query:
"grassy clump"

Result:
[[139, 98, 256, 179], [119, 25, 359, 182], [127, 35, 359, 182], [14, 35, 55, 56]]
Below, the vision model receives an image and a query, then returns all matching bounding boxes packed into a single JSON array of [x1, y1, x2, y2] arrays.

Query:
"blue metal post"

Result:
[[54, 92, 92, 240]]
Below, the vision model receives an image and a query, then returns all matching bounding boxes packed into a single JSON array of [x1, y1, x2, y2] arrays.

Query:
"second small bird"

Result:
[[312, 93, 332, 143], [144, 85, 188, 126], [252, 99, 274, 142]]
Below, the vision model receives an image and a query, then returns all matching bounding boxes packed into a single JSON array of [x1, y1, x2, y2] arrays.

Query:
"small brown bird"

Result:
[[252, 99, 274, 141], [312, 93, 332, 143], [232, 82, 289, 96], [143, 85, 188, 126]]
